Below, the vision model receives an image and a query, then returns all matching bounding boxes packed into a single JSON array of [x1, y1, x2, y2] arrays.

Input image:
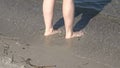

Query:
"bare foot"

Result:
[[44, 29, 61, 36], [65, 31, 84, 39]]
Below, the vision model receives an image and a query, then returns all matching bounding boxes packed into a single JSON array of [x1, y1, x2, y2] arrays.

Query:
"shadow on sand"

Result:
[[54, 0, 111, 32]]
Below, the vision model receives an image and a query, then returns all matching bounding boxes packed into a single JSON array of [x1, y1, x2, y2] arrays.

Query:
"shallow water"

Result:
[[75, 0, 112, 11]]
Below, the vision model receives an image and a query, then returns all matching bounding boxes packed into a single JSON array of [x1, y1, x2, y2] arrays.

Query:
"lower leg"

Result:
[[63, 0, 74, 38], [43, 0, 55, 36], [63, 0, 84, 39]]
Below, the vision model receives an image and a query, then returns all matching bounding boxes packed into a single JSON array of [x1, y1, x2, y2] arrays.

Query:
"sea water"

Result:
[[75, 0, 111, 11]]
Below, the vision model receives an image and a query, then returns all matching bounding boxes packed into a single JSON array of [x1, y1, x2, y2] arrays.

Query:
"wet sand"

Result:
[[0, 0, 120, 68]]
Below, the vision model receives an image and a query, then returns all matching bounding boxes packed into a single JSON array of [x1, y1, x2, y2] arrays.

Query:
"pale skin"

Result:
[[43, 0, 84, 39]]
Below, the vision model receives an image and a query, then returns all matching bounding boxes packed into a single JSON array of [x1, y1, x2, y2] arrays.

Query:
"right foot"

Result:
[[65, 31, 84, 39]]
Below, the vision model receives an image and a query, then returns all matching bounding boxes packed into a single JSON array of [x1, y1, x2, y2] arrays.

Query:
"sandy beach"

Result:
[[0, 0, 120, 68]]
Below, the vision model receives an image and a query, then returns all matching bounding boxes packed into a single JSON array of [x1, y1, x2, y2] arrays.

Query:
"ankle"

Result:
[[45, 28, 54, 32], [65, 32, 73, 39]]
